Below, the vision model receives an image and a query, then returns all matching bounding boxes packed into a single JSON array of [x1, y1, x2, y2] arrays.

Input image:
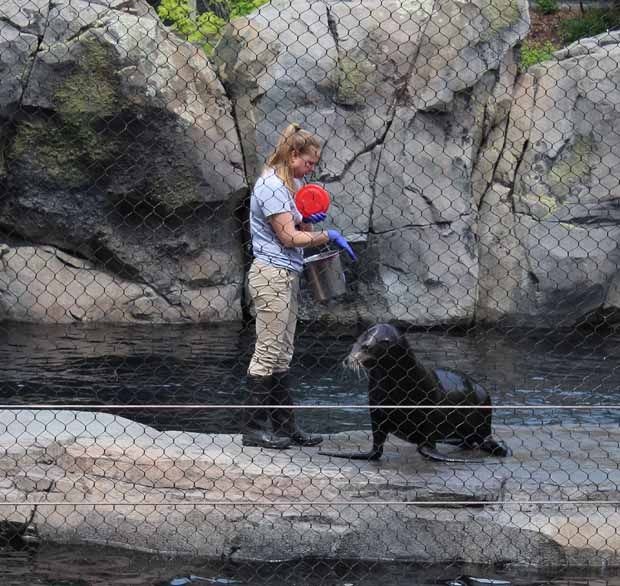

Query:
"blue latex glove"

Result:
[[327, 229, 357, 261], [303, 212, 327, 224]]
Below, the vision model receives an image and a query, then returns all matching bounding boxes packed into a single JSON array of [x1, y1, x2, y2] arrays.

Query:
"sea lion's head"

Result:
[[345, 323, 406, 371]]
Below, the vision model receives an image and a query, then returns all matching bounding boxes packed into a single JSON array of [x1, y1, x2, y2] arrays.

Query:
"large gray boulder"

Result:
[[0, 0, 246, 323], [1, 0, 620, 328], [215, 0, 620, 327], [214, 0, 531, 326], [476, 33, 620, 327], [0, 244, 240, 322]]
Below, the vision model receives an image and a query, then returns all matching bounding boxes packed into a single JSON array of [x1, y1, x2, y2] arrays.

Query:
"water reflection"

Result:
[[3, 543, 620, 586], [0, 322, 619, 433]]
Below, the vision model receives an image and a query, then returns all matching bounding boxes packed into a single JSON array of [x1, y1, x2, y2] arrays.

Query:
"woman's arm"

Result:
[[298, 221, 314, 232], [269, 212, 329, 248]]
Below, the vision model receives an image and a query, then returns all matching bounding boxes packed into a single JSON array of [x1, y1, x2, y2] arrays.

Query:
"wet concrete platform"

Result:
[[0, 409, 619, 566]]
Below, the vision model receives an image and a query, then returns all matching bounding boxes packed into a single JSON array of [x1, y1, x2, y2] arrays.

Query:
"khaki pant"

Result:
[[247, 259, 300, 377]]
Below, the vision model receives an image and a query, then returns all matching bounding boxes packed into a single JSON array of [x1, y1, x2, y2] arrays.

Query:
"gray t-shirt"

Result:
[[250, 168, 304, 273]]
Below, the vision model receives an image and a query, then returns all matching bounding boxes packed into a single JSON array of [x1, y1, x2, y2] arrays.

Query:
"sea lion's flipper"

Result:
[[479, 436, 511, 457], [438, 437, 464, 446], [418, 444, 483, 463], [318, 448, 383, 460]]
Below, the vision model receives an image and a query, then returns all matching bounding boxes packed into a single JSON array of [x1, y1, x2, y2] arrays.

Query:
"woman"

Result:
[[244, 123, 357, 450]]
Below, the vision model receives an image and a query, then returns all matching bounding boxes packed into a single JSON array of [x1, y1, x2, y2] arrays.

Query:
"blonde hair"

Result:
[[266, 123, 321, 195]]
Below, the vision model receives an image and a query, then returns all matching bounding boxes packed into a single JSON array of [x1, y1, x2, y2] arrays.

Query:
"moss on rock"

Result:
[[481, 0, 521, 37], [54, 38, 121, 122], [11, 36, 208, 211], [560, 221, 581, 230], [336, 54, 376, 106], [144, 163, 204, 210], [11, 38, 123, 188], [536, 193, 558, 216], [14, 119, 90, 187], [547, 135, 595, 200], [522, 191, 558, 219]]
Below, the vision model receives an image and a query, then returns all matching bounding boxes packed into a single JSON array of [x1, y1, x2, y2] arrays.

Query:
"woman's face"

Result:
[[291, 149, 320, 179]]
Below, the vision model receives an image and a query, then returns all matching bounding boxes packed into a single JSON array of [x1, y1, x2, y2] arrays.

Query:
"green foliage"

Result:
[[535, 0, 559, 15], [158, 0, 224, 48], [534, 0, 559, 15], [228, 0, 266, 17], [560, 8, 620, 45], [157, 0, 266, 52], [520, 40, 557, 71]]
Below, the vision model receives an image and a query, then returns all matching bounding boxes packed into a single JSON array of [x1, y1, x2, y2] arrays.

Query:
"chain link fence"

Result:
[[1, 0, 620, 578]]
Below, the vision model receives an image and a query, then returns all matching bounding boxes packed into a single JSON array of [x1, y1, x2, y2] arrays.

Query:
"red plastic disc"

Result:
[[295, 184, 331, 218]]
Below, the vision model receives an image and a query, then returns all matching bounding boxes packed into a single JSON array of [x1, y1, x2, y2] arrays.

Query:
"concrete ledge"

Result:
[[1, 410, 619, 566]]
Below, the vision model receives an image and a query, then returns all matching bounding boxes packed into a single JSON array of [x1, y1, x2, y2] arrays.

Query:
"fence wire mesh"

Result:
[[1, 0, 620, 579]]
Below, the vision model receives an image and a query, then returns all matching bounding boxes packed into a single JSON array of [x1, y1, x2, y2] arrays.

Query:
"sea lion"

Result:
[[320, 323, 510, 462]]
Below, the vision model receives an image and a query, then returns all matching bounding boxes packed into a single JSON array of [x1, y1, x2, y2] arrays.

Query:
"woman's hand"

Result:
[[327, 230, 357, 261]]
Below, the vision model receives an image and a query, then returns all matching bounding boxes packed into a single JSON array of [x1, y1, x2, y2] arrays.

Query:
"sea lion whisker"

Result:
[[343, 356, 366, 381]]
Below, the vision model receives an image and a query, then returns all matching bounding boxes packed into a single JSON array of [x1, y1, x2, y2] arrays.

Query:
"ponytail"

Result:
[[266, 123, 321, 194]]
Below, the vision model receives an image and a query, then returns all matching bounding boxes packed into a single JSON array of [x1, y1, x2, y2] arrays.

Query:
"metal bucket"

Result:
[[304, 250, 346, 302]]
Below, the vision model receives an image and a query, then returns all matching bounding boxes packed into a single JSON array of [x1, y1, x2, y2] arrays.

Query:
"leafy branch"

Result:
[[158, 0, 266, 53]]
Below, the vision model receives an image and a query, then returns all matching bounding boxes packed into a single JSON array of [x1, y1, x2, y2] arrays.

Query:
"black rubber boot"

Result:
[[242, 375, 291, 450], [271, 371, 323, 447]]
